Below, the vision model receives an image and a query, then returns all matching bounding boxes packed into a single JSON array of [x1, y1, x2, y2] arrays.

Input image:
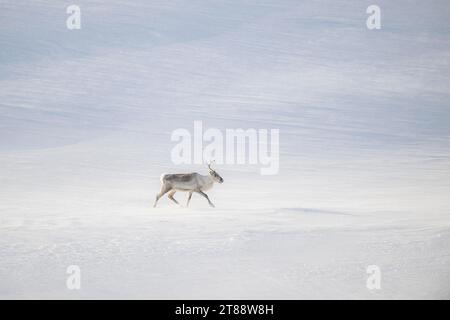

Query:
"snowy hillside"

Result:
[[1, 0, 450, 299]]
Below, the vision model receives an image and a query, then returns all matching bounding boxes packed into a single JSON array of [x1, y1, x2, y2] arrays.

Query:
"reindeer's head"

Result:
[[208, 162, 224, 183]]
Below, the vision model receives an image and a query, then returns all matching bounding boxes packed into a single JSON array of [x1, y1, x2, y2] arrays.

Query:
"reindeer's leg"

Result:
[[186, 191, 193, 207], [154, 185, 171, 207], [167, 190, 180, 206], [196, 190, 215, 208]]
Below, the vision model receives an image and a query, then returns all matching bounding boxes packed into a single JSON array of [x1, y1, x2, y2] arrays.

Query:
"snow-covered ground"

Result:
[[1, 0, 450, 299]]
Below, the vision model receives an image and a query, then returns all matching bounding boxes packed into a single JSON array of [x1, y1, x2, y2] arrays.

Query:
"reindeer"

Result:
[[153, 163, 224, 208]]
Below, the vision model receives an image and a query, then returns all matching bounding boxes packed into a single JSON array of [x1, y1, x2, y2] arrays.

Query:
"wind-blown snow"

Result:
[[1, 0, 450, 299]]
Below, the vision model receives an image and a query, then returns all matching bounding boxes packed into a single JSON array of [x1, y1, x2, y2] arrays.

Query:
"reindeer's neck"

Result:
[[199, 173, 214, 190]]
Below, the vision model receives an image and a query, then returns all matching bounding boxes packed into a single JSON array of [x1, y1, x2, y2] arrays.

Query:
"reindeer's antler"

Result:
[[207, 160, 215, 171]]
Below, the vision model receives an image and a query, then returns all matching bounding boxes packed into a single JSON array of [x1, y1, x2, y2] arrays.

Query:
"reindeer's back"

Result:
[[160, 173, 200, 190]]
